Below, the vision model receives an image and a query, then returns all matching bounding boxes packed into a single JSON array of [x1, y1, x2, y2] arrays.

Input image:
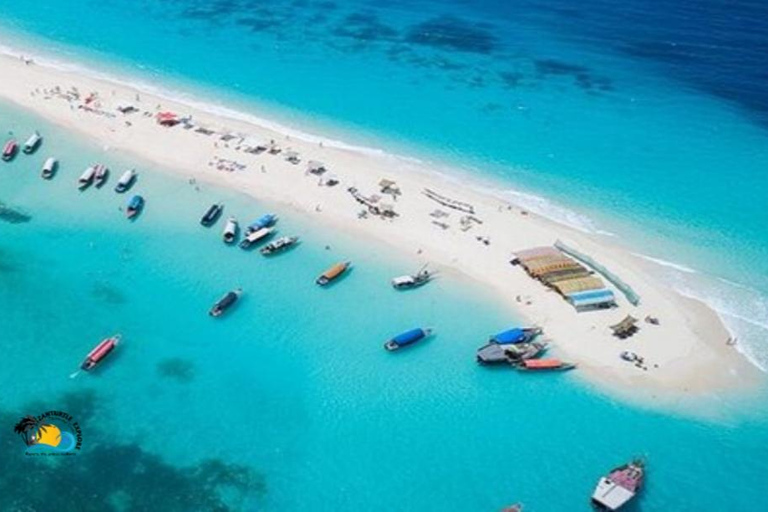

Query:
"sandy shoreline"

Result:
[[0, 51, 761, 400]]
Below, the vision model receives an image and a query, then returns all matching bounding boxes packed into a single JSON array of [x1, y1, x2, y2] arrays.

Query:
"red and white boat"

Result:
[[2, 139, 18, 161], [94, 164, 109, 187], [80, 334, 121, 371], [591, 459, 645, 510]]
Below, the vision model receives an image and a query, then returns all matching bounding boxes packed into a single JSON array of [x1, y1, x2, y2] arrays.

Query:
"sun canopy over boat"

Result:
[[385, 327, 431, 351], [492, 328, 528, 344]]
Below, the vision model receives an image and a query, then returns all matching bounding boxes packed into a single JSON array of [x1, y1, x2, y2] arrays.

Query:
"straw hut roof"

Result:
[[551, 276, 605, 295], [515, 246, 561, 262], [527, 260, 583, 278], [610, 315, 639, 337], [379, 178, 396, 188], [540, 268, 593, 285]]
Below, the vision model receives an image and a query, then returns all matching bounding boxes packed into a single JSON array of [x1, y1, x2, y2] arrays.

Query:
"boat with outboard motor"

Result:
[[514, 358, 576, 372], [80, 334, 121, 371], [2, 139, 18, 161], [239, 227, 274, 249], [384, 327, 432, 351], [244, 213, 277, 236], [476, 341, 548, 365], [23, 132, 42, 154], [94, 164, 109, 188], [591, 459, 645, 510], [114, 169, 137, 193], [488, 327, 543, 345], [260, 235, 299, 255], [222, 216, 238, 244], [209, 288, 243, 317], [126, 195, 144, 219], [200, 203, 224, 226], [391, 264, 434, 290], [41, 157, 57, 179], [78, 165, 97, 189], [316, 261, 351, 286]]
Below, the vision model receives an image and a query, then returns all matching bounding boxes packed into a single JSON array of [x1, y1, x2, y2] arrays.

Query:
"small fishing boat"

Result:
[[238, 227, 274, 249], [244, 213, 277, 236], [94, 164, 109, 188], [126, 195, 144, 219], [23, 132, 42, 154], [489, 327, 543, 345], [591, 459, 645, 511], [384, 327, 432, 351], [222, 216, 238, 244], [502, 504, 523, 512], [476, 341, 548, 365], [114, 169, 137, 193], [2, 139, 18, 161], [260, 235, 299, 255], [41, 157, 58, 179], [200, 203, 224, 227], [515, 358, 576, 372], [80, 334, 121, 371], [316, 261, 351, 286], [78, 165, 97, 189], [209, 288, 242, 317], [391, 264, 433, 290]]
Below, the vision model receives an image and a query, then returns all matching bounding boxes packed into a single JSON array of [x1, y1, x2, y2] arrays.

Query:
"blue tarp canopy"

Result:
[[392, 328, 426, 346], [567, 289, 616, 309], [492, 328, 525, 344]]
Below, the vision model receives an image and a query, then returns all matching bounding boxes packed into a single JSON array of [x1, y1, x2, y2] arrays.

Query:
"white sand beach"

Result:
[[0, 52, 760, 400]]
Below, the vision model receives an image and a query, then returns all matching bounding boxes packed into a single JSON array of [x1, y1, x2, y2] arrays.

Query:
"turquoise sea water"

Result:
[[2, 0, 768, 509]]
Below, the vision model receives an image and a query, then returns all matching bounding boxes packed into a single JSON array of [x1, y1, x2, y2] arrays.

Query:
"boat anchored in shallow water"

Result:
[[385, 327, 432, 351], [489, 327, 543, 345], [239, 227, 274, 249], [200, 202, 224, 227], [222, 216, 238, 244], [80, 334, 121, 372], [209, 288, 242, 317], [2, 139, 18, 161], [23, 132, 42, 154], [78, 165, 97, 189], [126, 195, 144, 219], [41, 157, 58, 180], [114, 169, 137, 193], [244, 213, 277, 236], [476, 341, 548, 365], [391, 264, 434, 290], [260, 235, 299, 255], [591, 459, 645, 511], [94, 164, 109, 188], [515, 358, 576, 372], [316, 261, 351, 286]]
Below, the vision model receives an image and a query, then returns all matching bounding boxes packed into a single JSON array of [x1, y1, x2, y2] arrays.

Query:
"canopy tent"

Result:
[[307, 160, 327, 174], [551, 276, 606, 295], [541, 267, 593, 285], [514, 246, 561, 263], [610, 315, 639, 338], [567, 289, 617, 311], [527, 260, 583, 278], [156, 111, 180, 126]]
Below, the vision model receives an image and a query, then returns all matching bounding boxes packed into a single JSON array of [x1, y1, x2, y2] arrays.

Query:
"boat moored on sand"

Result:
[[476, 341, 548, 365], [94, 164, 109, 187], [260, 236, 299, 255], [114, 169, 137, 193], [23, 132, 42, 154], [515, 358, 576, 372], [209, 288, 242, 317], [244, 213, 277, 236], [489, 327, 543, 345], [391, 264, 434, 290], [222, 216, 238, 244], [385, 327, 432, 351], [200, 203, 224, 226], [238, 227, 274, 249], [126, 195, 144, 219], [2, 139, 18, 161], [316, 261, 351, 286], [41, 157, 58, 179], [78, 165, 97, 189], [591, 459, 645, 510], [80, 334, 121, 371]]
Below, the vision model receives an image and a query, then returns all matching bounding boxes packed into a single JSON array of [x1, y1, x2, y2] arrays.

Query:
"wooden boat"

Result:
[[126, 195, 144, 219], [114, 169, 137, 193], [489, 327, 543, 345], [41, 157, 58, 180], [316, 261, 351, 286], [209, 288, 242, 317], [78, 165, 97, 189], [591, 459, 645, 510], [244, 213, 277, 236], [2, 139, 18, 161], [238, 227, 274, 249], [476, 341, 548, 365], [94, 164, 109, 188], [222, 216, 238, 244], [515, 358, 576, 372], [200, 203, 224, 227], [23, 132, 42, 154], [260, 235, 299, 255], [80, 334, 121, 371], [384, 327, 432, 351], [502, 505, 523, 512], [391, 264, 433, 290]]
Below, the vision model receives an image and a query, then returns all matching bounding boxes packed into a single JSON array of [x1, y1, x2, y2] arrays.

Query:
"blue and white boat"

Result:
[[244, 213, 277, 236], [126, 195, 144, 220], [489, 327, 542, 345], [384, 327, 432, 352]]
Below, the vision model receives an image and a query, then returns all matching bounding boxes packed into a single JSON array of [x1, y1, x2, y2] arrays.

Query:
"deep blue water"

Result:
[[2, 0, 768, 509]]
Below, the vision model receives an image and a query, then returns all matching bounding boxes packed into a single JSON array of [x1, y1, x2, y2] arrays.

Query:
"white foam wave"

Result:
[[631, 253, 699, 274], [498, 188, 603, 234]]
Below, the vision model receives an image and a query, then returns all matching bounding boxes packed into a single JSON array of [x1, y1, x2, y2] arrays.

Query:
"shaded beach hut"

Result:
[[513, 246, 561, 264], [527, 259, 583, 278], [567, 289, 617, 312], [540, 267, 593, 285], [552, 276, 605, 295], [307, 160, 327, 175], [285, 150, 301, 164], [610, 315, 639, 338]]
